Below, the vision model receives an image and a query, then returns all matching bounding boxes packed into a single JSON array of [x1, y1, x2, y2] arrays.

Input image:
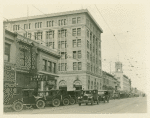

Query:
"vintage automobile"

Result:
[[78, 90, 99, 106], [4, 87, 45, 112], [98, 90, 110, 103], [113, 91, 120, 100], [38, 89, 72, 107], [67, 90, 82, 104]]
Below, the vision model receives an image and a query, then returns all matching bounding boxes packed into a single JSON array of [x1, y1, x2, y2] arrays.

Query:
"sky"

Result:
[[2, 2, 149, 94]]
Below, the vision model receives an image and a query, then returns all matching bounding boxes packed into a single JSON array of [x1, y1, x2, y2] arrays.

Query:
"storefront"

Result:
[[73, 80, 82, 90], [30, 74, 57, 91], [59, 80, 67, 90]]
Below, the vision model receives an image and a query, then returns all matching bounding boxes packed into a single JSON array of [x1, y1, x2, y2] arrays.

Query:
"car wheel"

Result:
[[12, 101, 23, 112], [86, 103, 88, 105], [36, 99, 45, 109], [52, 99, 60, 107], [79, 103, 81, 106], [69, 98, 75, 105], [63, 98, 69, 106]]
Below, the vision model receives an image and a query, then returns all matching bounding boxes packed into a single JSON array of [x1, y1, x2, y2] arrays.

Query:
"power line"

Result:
[[32, 5, 49, 17]]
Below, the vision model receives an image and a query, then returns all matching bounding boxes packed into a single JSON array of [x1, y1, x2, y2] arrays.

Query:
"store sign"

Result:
[[30, 75, 54, 81]]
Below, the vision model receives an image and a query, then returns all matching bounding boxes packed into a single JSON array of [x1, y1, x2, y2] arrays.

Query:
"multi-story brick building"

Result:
[[114, 61, 131, 92], [4, 29, 60, 91], [102, 71, 120, 91], [4, 9, 103, 90]]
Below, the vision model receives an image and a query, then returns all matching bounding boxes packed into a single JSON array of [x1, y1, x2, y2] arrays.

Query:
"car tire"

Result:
[[63, 98, 69, 106], [36, 99, 45, 109], [52, 99, 60, 107], [86, 103, 88, 105], [12, 101, 23, 112], [70, 98, 76, 105], [79, 103, 81, 106]]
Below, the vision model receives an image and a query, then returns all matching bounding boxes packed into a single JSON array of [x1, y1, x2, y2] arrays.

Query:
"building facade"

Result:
[[102, 71, 120, 91], [114, 61, 131, 92], [4, 9, 103, 91], [4, 29, 60, 91]]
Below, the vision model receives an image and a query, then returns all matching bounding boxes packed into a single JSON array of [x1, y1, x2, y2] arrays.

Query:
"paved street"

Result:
[[4, 97, 147, 114]]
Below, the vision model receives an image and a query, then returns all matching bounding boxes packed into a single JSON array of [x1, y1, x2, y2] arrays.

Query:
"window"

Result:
[[93, 46, 95, 53], [24, 24, 28, 29], [72, 28, 81, 36], [46, 31, 54, 39], [51, 62, 56, 73], [24, 23, 31, 29], [48, 61, 52, 72], [72, 29, 76, 36], [35, 32, 42, 40], [43, 59, 47, 71], [73, 40, 76, 47], [78, 62, 82, 70], [35, 22, 42, 28], [58, 41, 67, 49], [58, 29, 67, 38], [99, 60, 101, 66], [87, 51, 89, 60], [23, 33, 31, 39], [73, 39, 81, 47], [90, 33, 92, 41], [73, 51, 81, 59], [47, 20, 54, 27], [4, 43, 10, 62], [47, 42, 54, 49], [77, 28, 81, 36], [13, 25, 19, 31], [20, 49, 26, 66], [73, 62, 77, 70], [87, 63, 90, 71], [78, 50, 81, 59], [77, 39, 81, 47], [87, 29, 89, 37], [96, 49, 98, 55], [93, 56, 95, 63], [91, 81, 93, 89], [58, 19, 67, 26], [61, 52, 67, 59], [73, 51, 77, 59], [91, 64, 92, 71], [72, 18, 76, 24], [90, 44, 92, 51], [77, 17, 81, 23], [90, 54, 92, 62], [60, 63, 67, 71], [99, 51, 101, 57], [87, 40, 89, 48]]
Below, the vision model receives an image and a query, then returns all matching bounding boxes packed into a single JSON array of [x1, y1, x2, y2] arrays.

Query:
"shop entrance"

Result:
[[59, 80, 67, 90], [73, 80, 82, 90]]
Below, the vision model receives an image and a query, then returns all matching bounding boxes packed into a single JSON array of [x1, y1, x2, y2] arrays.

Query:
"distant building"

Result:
[[4, 9, 103, 90], [102, 71, 120, 91], [114, 61, 131, 92]]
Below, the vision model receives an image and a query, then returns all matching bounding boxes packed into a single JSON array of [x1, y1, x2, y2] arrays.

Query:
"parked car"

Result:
[[38, 89, 71, 107], [78, 90, 99, 106], [98, 90, 110, 103], [67, 90, 81, 105], [113, 92, 120, 100], [4, 87, 45, 112]]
